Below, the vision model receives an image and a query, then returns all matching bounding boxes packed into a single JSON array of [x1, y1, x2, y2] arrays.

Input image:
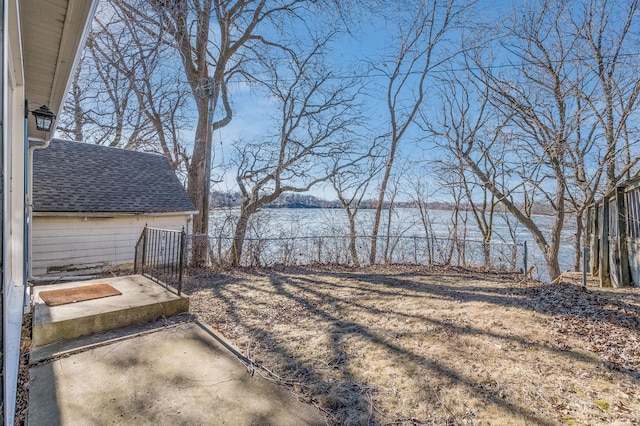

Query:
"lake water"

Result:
[[208, 207, 578, 282]]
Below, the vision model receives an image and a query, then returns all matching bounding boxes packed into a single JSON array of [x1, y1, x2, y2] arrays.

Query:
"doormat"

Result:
[[39, 284, 122, 306]]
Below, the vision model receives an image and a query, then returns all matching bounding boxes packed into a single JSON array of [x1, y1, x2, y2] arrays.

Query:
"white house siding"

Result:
[[3, 2, 28, 421], [32, 214, 191, 276]]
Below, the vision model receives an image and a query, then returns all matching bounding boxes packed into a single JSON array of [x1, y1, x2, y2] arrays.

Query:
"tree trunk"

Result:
[[573, 215, 584, 272], [230, 203, 257, 267], [187, 108, 211, 266], [383, 198, 395, 264], [461, 152, 566, 281], [544, 248, 562, 281], [370, 144, 397, 264], [483, 241, 491, 268], [347, 213, 360, 267]]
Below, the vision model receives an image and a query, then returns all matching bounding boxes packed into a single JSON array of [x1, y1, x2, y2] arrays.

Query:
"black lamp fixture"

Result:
[[31, 104, 56, 132]]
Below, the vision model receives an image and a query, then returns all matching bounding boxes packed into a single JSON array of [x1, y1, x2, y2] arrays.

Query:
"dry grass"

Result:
[[184, 265, 640, 425]]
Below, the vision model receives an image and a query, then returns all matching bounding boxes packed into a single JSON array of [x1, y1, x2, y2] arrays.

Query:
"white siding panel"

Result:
[[32, 214, 190, 276]]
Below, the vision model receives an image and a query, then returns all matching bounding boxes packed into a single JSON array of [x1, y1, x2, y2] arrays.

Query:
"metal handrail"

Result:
[[134, 225, 186, 295]]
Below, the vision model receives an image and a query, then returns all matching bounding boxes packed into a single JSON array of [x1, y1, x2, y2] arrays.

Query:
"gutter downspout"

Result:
[[26, 139, 94, 282]]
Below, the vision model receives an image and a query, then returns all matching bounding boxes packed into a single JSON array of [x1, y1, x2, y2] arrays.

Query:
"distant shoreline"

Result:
[[208, 204, 562, 216]]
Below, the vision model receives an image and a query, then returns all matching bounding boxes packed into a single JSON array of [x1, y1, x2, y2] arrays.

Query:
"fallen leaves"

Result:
[[519, 282, 640, 379], [15, 313, 32, 426]]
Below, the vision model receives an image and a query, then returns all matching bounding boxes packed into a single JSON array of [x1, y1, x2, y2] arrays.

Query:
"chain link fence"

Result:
[[186, 233, 523, 271]]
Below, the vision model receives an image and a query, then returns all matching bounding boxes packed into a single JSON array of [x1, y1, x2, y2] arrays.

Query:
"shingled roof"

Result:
[[33, 139, 197, 213]]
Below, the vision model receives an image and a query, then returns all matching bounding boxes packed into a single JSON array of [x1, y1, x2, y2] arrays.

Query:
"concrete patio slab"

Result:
[[31, 275, 189, 347], [28, 320, 325, 426]]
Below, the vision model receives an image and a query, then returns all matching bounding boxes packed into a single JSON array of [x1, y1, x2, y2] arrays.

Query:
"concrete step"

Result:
[[31, 275, 189, 348], [30, 313, 193, 364]]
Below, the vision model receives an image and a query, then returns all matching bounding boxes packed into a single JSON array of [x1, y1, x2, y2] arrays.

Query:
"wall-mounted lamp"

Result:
[[31, 104, 56, 132]]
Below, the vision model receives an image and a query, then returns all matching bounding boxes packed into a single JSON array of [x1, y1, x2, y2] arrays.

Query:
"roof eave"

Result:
[[32, 211, 198, 217], [21, 0, 98, 140]]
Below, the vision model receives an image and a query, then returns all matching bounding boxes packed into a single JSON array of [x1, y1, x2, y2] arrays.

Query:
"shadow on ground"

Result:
[[183, 265, 640, 425]]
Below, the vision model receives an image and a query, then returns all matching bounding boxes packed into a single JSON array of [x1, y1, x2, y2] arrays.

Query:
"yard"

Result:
[[184, 265, 640, 425]]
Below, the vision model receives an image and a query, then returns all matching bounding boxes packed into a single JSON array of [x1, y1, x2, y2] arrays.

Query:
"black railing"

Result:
[[134, 225, 186, 295]]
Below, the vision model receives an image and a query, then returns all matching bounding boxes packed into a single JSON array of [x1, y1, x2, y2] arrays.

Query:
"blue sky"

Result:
[[208, 0, 525, 200], [66, 0, 616, 205]]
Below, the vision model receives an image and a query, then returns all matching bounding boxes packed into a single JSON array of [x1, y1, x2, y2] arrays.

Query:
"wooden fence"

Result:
[[585, 176, 640, 288]]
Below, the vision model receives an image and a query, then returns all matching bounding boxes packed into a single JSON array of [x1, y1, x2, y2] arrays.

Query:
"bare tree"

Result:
[[409, 174, 456, 266], [436, 154, 499, 267], [564, 0, 640, 270], [59, 1, 191, 174], [330, 145, 383, 267], [229, 42, 363, 266], [430, 3, 582, 281], [410, 177, 438, 265], [439, 170, 467, 267], [103, 0, 360, 265], [440, 1, 640, 279], [381, 159, 416, 264], [575, 0, 640, 191], [368, 0, 470, 264], [57, 25, 142, 147], [58, 57, 93, 143]]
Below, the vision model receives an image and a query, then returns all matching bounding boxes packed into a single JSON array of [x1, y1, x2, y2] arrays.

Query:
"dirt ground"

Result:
[[184, 265, 640, 425]]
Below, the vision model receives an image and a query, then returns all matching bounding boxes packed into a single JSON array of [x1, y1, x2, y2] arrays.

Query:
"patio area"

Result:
[[26, 274, 324, 425], [30, 274, 189, 360]]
